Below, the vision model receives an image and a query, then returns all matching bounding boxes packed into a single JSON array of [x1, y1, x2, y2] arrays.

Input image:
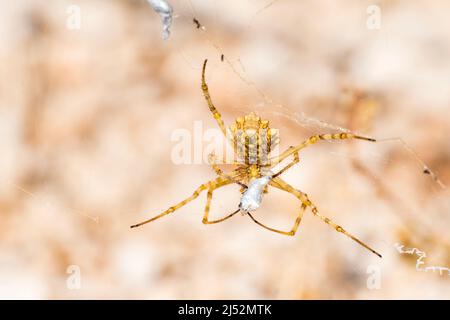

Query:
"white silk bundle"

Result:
[[147, 0, 173, 40]]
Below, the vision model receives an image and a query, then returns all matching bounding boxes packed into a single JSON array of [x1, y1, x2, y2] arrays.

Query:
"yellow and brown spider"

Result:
[[131, 59, 382, 258]]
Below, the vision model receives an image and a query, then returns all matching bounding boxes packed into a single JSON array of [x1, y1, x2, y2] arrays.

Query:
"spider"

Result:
[[131, 59, 382, 258]]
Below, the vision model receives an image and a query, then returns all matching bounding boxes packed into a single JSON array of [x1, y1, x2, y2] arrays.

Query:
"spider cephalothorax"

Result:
[[131, 59, 382, 258]]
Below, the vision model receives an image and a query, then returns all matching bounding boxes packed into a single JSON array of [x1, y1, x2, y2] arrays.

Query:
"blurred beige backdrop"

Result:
[[0, 0, 449, 299]]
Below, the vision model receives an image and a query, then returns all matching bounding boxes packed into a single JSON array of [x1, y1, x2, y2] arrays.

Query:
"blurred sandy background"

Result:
[[0, 0, 449, 299]]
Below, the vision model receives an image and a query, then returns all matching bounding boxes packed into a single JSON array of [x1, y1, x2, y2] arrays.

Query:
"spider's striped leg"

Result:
[[207, 152, 240, 175], [270, 132, 376, 166], [208, 153, 225, 176], [130, 177, 228, 228], [271, 147, 299, 178], [246, 203, 307, 236], [203, 178, 241, 224], [208, 153, 247, 189], [269, 177, 382, 258], [201, 59, 228, 138]]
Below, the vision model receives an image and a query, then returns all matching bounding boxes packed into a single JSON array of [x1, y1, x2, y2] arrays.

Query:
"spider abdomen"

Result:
[[229, 112, 278, 165]]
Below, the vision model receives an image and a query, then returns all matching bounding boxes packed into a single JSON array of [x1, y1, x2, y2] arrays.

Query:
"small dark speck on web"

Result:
[[193, 18, 201, 29]]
